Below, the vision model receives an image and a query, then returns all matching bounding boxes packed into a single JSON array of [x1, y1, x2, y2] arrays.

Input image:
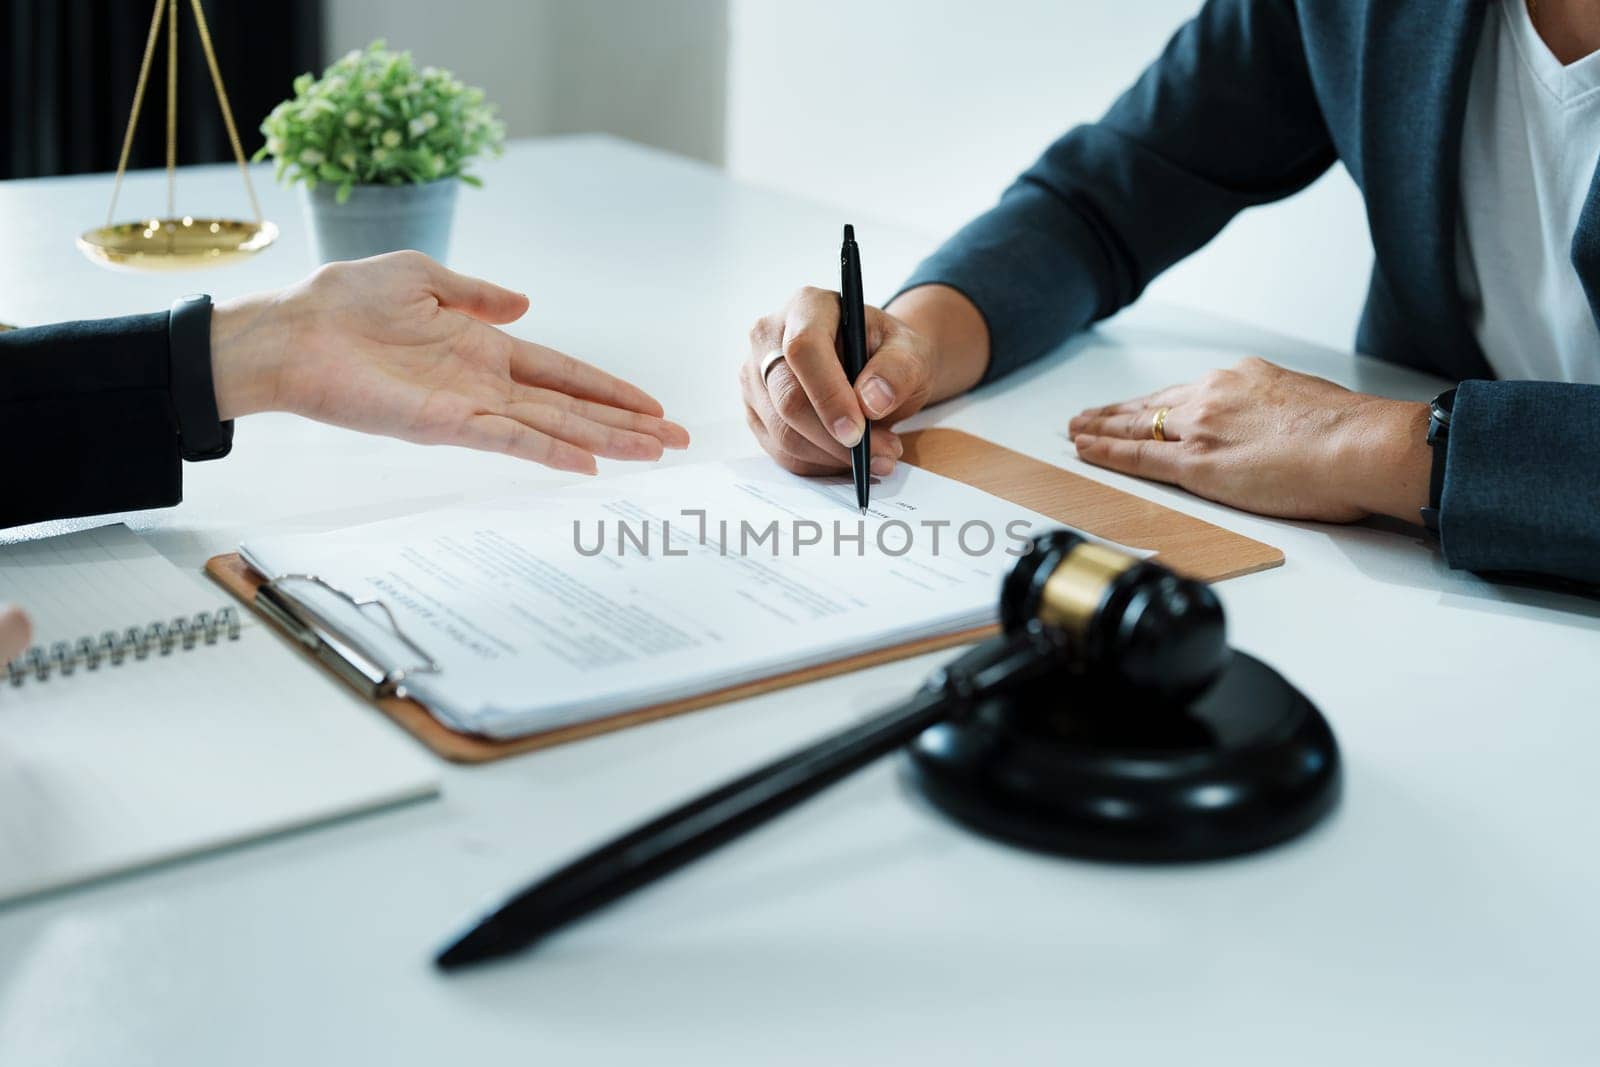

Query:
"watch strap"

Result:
[[1420, 389, 1455, 533], [1421, 470, 1444, 533], [168, 294, 233, 461]]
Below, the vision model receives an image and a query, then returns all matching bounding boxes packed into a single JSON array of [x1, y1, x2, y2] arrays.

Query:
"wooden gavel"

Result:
[[437, 530, 1231, 969]]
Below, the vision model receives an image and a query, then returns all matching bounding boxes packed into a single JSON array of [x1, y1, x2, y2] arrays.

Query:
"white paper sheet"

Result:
[[242, 460, 1147, 739]]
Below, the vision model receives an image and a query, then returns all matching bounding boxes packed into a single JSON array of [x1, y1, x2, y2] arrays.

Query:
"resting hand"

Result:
[[741, 284, 989, 476], [1068, 357, 1431, 523], [210, 251, 689, 475], [0, 606, 30, 670]]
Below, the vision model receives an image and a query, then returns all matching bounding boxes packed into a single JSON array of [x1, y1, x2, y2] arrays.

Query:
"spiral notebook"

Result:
[[0, 524, 438, 904]]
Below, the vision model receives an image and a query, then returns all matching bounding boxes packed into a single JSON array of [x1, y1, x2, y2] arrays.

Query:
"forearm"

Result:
[[1347, 398, 1432, 523], [0, 313, 183, 527], [889, 0, 1334, 391], [885, 284, 990, 405], [210, 292, 290, 420], [892, 179, 1112, 386]]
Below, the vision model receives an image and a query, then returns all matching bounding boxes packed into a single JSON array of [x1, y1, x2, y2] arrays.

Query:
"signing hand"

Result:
[[1068, 357, 1432, 523], [0, 606, 30, 670], [211, 251, 689, 474], [741, 284, 989, 476]]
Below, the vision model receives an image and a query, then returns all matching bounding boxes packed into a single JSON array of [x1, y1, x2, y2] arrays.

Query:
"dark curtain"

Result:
[[2, 0, 322, 180]]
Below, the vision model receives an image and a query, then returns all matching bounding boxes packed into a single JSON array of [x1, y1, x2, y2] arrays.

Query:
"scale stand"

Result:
[[75, 0, 277, 271]]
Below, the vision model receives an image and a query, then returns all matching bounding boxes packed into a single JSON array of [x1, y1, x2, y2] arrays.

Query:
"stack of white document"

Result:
[[242, 460, 1139, 740]]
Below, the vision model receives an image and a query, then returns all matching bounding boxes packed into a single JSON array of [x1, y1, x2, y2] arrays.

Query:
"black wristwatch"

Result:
[[168, 293, 233, 461], [1420, 387, 1455, 533]]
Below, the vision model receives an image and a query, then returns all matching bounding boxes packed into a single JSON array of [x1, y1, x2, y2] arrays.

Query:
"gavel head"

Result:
[[1000, 530, 1229, 706]]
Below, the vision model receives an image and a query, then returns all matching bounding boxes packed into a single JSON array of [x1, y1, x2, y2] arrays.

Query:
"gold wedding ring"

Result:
[[760, 349, 787, 386], [1151, 406, 1171, 442]]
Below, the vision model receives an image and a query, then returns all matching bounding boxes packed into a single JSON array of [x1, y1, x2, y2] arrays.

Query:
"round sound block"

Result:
[[905, 651, 1339, 862]]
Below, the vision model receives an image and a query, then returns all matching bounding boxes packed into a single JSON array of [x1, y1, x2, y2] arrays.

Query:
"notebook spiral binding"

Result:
[[6, 607, 242, 687]]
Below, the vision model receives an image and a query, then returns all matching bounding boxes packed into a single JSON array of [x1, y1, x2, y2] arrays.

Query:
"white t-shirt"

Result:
[[1456, 0, 1600, 384]]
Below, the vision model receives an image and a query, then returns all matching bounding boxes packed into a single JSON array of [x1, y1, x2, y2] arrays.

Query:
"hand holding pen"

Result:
[[742, 232, 990, 482]]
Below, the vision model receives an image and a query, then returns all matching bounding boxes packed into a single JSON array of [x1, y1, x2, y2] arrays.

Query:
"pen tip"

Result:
[[859, 505, 867, 516], [843, 223, 855, 242], [434, 941, 474, 972], [434, 921, 515, 972]]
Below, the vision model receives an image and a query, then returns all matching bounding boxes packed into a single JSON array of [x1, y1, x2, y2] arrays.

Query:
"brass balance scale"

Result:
[[76, 0, 277, 271]]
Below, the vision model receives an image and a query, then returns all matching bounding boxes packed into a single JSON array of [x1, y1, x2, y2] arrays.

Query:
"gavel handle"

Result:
[[458, 687, 950, 953], [437, 625, 1072, 967], [593, 684, 952, 869]]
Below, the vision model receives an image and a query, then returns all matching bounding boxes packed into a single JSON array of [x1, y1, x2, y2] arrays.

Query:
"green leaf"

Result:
[[264, 38, 500, 191]]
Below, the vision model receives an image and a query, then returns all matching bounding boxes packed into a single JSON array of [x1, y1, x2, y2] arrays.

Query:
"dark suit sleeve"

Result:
[[895, 0, 1337, 382], [0, 313, 183, 528], [1438, 381, 1600, 586]]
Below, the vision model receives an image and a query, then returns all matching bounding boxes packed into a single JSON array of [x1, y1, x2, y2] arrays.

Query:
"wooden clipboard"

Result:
[[205, 429, 1282, 763]]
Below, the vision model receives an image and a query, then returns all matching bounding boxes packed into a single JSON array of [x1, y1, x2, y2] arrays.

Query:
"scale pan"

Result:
[[77, 217, 278, 272]]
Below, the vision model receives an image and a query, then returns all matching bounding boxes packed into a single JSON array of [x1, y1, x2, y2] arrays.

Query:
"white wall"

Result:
[[725, 0, 1374, 351], [545, 0, 727, 165], [323, 0, 557, 136], [322, 0, 727, 163], [322, 0, 1376, 350]]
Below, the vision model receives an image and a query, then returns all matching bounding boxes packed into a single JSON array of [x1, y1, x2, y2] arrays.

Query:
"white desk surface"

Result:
[[1, 137, 1594, 1066]]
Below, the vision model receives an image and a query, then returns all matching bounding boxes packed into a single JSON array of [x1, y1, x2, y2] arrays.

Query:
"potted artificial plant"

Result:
[[256, 41, 505, 265]]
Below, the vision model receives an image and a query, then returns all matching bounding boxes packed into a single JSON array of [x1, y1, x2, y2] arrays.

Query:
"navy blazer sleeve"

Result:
[[0, 314, 184, 528], [1442, 381, 1600, 585], [897, 0, 1337, 382]]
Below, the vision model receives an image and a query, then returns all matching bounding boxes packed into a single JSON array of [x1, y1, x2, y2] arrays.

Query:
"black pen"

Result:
[[840, 224, 871, 514]]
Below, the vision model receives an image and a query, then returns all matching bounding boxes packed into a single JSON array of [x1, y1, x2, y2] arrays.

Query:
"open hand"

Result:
[[211, 251, 689, 474], [1068, 357, 1431, 523]]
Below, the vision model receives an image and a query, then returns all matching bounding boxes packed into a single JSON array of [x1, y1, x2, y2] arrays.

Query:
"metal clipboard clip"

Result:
[[255, 573, 440, 700]]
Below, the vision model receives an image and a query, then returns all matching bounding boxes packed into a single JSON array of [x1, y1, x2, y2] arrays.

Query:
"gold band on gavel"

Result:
[[1035, 541, 1140, 638]]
